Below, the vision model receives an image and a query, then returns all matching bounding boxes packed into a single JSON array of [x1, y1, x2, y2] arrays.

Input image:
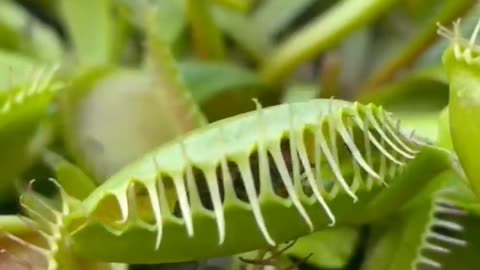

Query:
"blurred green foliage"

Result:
[[0, 0, 479, 269]]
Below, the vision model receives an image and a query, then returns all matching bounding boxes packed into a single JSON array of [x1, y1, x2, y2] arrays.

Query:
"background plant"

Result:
[[0, 0, 479, 269]]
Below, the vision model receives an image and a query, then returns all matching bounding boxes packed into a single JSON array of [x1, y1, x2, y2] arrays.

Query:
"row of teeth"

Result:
[[1, 65, 61, 114], [0, 105, 420, 268], [0, 179, 72, 270], [96, 102, 420, 250], [416, 199, 467, 269], [0, 64, 63, 268]]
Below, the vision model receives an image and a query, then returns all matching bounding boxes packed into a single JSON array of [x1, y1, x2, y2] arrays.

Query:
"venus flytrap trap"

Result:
[[0, 98, 459, 268], [0, 216, 50, 270], [53, 99, 443, 264], [438, 17, 480, 200], [357, 100, 477, 270], [0, 98, 419, 266], [3, 3, 480, 269], [361, 189, 468, 270], [0, 180, 126, 270], [412, 191, 469, 269], [0, 66, 63, 203]]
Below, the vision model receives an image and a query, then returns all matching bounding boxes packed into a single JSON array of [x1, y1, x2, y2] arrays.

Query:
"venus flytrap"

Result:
[[3, 2, 480, 270], [361, 189, 467, 270], [0, 97, 460, 269], [0, 215, 50, 270], [0, 181, 127, 270], [438, 17, 480, 200], [63, 99, 442, 264], [0, 66, 62, 203]]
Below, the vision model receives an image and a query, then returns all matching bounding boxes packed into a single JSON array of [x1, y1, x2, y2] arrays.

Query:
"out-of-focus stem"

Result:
[[260, 0, 399, 86]]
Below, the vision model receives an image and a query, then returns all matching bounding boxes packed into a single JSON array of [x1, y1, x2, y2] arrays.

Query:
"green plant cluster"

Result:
[[0, 0, 480, 270]]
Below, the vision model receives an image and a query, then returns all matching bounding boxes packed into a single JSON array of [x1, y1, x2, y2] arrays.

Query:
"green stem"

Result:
[[146, 25, 208, 130], [260, 0, 399, 85], [359, 0, 473, 95], [188, 0, 226, 60]]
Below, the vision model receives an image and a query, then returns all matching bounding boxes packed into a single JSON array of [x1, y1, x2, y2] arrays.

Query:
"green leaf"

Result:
[[0, 1, 64, 62], [60, 0, 116, 66], [153, 0, 186, 44], [145, 28, 208, 129], [0, 68, 61, 203], [42, 150, 97, 200], [179, 60, 260, 103]]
